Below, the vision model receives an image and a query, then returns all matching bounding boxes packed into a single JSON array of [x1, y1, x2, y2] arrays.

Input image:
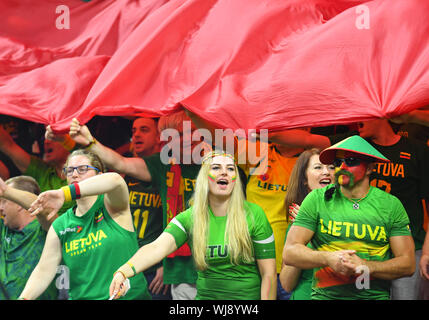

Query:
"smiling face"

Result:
[[305, 154, 335, 191], [207, 155, 237, 198]]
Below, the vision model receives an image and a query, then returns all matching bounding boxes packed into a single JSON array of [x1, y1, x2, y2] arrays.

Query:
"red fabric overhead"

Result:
[[1, 0, 428, 133], [0, 0, 169, 131]]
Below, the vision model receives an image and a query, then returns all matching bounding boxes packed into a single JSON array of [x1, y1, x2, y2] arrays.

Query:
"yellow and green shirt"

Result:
[[294, 185, 411, 300], [239, 142, 297, 273]]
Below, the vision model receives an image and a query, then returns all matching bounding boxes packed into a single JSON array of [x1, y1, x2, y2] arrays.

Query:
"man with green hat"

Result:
[[283, 135, 415, 300]]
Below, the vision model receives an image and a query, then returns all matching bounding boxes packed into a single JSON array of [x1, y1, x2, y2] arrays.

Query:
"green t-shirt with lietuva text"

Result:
[[293, 185, 411, 300], [164, 201, 275, 300]]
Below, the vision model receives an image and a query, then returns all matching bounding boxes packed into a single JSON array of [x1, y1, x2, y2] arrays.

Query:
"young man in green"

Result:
[[284, 135, 415, 300]]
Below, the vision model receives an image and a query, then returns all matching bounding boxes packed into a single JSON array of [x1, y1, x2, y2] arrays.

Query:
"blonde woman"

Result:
[[110, 151, 277, 300]]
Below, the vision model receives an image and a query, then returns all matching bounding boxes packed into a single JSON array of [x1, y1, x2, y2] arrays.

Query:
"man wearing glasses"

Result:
[[283, 135, 415, 300]]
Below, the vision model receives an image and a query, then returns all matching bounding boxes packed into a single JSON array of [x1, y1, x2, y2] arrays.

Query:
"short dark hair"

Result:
[[6, 176, 41, 195]]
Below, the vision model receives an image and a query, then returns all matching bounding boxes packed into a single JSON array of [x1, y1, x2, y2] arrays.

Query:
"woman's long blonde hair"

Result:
[[189, 151, 254, 270]]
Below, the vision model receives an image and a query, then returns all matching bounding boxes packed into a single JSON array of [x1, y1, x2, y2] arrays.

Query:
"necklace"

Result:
[[347, 189, 370, 210], [351, 199, 363, 210]]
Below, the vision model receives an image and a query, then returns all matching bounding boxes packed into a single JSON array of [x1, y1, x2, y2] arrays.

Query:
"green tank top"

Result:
[[52, 195, 151, 300]]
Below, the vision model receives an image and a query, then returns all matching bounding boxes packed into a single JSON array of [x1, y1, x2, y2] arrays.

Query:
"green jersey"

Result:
[[0, 219, 57, 300], [329, 134, 429, 250], [294, 185, 411, 300], [52, 195, 151, 300], [164, 201, 275, 300], [144, 153, 199, 285]]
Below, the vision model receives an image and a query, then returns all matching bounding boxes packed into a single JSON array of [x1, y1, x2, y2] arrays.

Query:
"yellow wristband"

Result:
[[127, 261, 137, 276], [61, 186, 73, 202], [85, 138, 97, 150]]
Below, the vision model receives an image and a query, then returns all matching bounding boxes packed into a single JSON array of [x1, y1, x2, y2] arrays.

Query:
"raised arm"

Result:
[[390, 107, 429, 127], [0, 160, 9, 180], [269, 129, 331, 150], [19, 226, 62, 300], [69, 118, 152, 182], [0, 125, 31, 173], [0, 177, 57, 231]]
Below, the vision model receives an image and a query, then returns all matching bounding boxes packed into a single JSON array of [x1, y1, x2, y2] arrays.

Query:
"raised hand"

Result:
[[45, 125, 66, 142], [69, 118, 94, 146], [29, 189, 65, 220]]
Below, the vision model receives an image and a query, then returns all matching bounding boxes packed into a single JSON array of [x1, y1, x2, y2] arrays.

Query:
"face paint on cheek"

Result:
[[208, 173, 217, 182], [347, 162, 367, 184], [334, 162, 367, 187], [231, 175, 237, 182]]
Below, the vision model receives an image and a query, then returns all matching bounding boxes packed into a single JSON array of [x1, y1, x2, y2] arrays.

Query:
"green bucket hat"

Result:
[[319, 135, 390, 164]]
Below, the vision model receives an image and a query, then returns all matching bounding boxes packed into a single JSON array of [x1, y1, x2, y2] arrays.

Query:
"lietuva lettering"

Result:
[[65, 230, 107, 254], [320, 219, 387, 242], [373, 162, 404, 178], [257, 180, 288, 191], [129, 191, 162, 207]]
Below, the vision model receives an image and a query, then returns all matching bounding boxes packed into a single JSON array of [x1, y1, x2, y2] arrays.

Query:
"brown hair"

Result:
[[284, 148, 321, 223], [6, 175, 41, 195], [65, 149, 106, 174]]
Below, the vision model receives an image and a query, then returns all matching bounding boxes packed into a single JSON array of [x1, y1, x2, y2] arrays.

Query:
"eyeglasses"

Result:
[[63, 165, 100, 176], [333, 157, 361, 168]]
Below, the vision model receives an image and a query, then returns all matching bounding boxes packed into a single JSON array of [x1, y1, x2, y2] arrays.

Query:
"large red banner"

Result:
[[1, 0, 428, 133]]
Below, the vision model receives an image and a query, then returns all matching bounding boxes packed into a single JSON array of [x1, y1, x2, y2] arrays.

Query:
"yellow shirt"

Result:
[[238, 141, 297, 273]]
